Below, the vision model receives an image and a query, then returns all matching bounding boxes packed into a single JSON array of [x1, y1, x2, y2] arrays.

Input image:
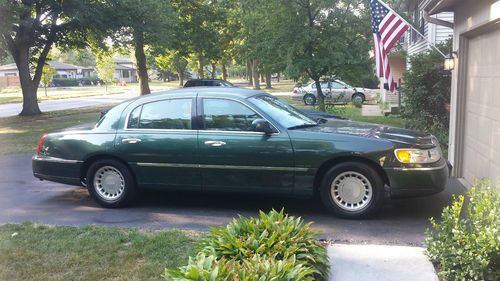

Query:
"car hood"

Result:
[[299, 119, 435, 148]]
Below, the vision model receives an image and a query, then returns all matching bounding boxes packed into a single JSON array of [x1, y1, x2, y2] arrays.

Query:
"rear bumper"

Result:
[[32, 155, 83, 186], [385, 159, 450, 198]]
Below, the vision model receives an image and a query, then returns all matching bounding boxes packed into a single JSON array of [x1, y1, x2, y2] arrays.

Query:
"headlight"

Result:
[[394, 147, 441, 164]]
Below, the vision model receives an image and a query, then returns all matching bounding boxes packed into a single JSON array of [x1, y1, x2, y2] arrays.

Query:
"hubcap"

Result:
[[330, 171, 372, 211], [305, 96, 314, 105], [94, 166, 125, 202]]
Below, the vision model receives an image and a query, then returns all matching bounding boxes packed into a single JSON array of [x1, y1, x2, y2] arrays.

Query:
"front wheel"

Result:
[[319, 162, 384, 219], [303, 94, 317, 106], [86, 159, 137, 208]]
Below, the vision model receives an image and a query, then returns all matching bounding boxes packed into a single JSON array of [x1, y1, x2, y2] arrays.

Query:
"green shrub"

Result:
[[400, 40, 451, 153], [52, 78, 79, 87], [425, 180, 500, 281], [163, 209, 329, 281]]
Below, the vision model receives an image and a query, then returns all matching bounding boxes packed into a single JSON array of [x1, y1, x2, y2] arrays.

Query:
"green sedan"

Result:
[[32, 88, 450, 218]]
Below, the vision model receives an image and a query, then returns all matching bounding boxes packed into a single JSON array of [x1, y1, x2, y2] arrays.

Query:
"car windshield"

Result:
[[249, 95, 317, 129]]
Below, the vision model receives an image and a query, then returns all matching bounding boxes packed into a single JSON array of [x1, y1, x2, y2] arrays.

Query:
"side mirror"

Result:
[[251, 119, 276, 134]]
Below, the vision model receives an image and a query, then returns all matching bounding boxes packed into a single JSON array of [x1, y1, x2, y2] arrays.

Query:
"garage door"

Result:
[[462, 27, 500, 185]]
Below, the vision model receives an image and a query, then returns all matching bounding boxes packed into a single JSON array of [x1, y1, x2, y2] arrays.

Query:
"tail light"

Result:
[[37, 133, 47, 154]]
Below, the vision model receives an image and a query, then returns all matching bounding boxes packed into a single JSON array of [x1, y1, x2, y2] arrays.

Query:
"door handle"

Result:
[[204, 140, 226, 147], [122, 138, 142, 144]]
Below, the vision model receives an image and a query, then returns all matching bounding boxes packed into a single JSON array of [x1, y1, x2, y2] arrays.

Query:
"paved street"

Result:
[[0, 154, 465, 246], [0, 89, 291, 118], [0, 91, 139, 118]]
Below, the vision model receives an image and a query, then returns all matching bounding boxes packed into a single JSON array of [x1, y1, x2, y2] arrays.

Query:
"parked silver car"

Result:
[[291, 80, 378, 105]]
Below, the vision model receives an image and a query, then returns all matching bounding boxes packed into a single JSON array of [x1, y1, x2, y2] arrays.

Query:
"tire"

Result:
[[86, 159, 137, 208], [319, 162, 384, 219], [351, 93, 365, 104], [303, 94, 317, 106]]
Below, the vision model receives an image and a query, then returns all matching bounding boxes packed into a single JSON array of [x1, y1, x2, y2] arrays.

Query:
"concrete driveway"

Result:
[[0, 154, 465, 246]]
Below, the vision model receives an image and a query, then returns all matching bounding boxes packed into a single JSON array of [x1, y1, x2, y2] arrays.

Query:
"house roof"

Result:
[[115, 64, 135, 70], [0, 63, 18, 71], [114, 58, 133, 64], [47, 61, 93, 70]]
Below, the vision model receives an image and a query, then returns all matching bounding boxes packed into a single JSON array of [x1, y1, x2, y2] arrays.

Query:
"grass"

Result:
[[277, 95, 406, 128], [0, 222, 197, 281], [0, 81, 179, 104], [0, 106, 109, 155]]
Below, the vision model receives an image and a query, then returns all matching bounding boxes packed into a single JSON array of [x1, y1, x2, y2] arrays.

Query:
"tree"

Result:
[[279, 0, 372, 111], [155, 50, 189, 86], [110, 0, 175, 95], [51, 47, 96, 67], [95, 52, 116, 92], [0, 0, 109, 115], [40, 64, 56, 97], [171, 0, 223, 79]]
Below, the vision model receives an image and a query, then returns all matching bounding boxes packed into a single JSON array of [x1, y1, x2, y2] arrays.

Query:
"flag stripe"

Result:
[[370, 0, 409, 93]]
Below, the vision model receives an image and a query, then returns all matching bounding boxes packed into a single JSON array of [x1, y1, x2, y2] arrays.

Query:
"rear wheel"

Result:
[[303, 94, 317, 106], [86, 159, 136, 208], [319, 162, 384, 219], [352, 93, 365, 104]]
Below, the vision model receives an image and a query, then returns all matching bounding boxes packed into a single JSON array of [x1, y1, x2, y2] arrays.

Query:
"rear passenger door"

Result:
[[115, 98, 200, 190]]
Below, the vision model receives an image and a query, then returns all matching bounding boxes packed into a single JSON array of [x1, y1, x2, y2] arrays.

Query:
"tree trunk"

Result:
[[197, 55, 205, 78], [251, 60, 260, 90], [178, 71, 184, 86], [260, 73, 265, 83], [15, 47, 41, 116], [314, 79, 326, 112], [45, 86, 48, 97], [133, 31, 151, 95], [247, 61, 253, 86], [211, 62, 216, 79], [265, 72, 272, 89], [222, 63, 228, 81], [277, 73, 280, 82]]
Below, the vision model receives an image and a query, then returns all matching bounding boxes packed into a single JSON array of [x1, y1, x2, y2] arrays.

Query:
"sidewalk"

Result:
[[328, 244, 439, 281]]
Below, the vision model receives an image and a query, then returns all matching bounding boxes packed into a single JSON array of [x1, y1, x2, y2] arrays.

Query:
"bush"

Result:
[[425, 180, 500, 281], [52, 78, 79, 87], [163, 209, 329, 281], [400, 40, 451, 152]]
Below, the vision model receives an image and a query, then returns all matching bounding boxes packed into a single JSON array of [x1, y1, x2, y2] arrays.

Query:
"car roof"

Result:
[[129, 87, 268, 103]]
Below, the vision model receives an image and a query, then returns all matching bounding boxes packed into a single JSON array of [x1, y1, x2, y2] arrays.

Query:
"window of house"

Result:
[[122, 70, 130, 78], [203, 99, 261, 131]]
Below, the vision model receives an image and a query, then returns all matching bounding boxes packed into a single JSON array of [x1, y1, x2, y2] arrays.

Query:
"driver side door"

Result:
[[197, 97, 295, 193]]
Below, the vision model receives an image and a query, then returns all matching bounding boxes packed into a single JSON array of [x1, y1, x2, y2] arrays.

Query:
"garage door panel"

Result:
[[462, 27, 500, 186]]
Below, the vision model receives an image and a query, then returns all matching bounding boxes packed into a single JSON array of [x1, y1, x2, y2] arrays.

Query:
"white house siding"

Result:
[[446, 0, 500, 187]]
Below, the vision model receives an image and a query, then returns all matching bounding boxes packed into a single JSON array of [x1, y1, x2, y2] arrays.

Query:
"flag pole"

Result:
[[377, 0, 447, 58]]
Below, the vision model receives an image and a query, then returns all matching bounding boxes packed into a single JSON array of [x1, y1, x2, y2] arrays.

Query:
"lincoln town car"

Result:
[[32, 88, 450, 218]]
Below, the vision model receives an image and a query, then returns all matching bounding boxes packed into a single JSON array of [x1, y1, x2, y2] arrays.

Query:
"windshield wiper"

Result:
[[287, 123, 319, 130]]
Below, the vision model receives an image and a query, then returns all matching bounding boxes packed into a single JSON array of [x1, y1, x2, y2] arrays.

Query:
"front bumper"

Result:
[[385, 159, 450, 198], [32, 155, 83, 186]]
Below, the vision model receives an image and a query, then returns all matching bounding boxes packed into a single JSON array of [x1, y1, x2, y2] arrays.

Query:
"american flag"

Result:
[[370, 0, 409, 92]]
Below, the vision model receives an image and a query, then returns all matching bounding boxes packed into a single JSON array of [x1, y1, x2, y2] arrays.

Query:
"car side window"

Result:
[[203, 99, 261, 131], [321, 82, 330, 89], [331, 82, 344, 89], [128, 99, 192, 130]]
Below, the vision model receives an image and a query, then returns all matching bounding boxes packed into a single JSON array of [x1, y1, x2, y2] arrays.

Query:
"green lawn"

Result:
[[276, 95, 406, 128], [0, 106, 109, 155], [0, 223, 197, 281], [0, 81, 180, 104]]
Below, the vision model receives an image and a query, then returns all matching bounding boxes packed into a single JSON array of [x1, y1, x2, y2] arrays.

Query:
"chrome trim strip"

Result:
[[386, 162, 447, 171], [32, 155, 82, 164], [136, 162, 308, 172]]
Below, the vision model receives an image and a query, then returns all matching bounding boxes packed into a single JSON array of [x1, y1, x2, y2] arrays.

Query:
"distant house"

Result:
[[380, 1, 453, 104], [0, 61, 94, 78], [113, 58, 137, 83]]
